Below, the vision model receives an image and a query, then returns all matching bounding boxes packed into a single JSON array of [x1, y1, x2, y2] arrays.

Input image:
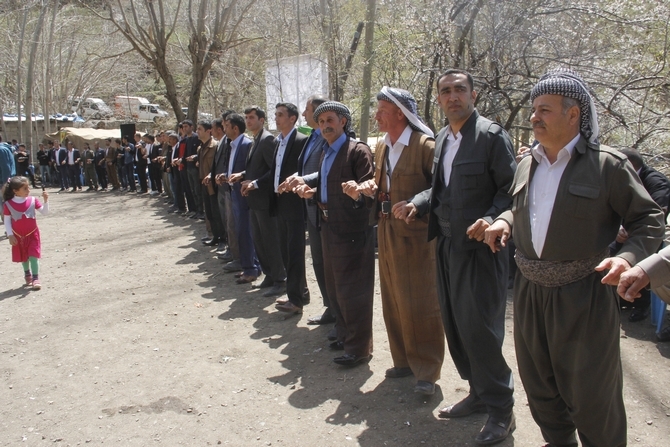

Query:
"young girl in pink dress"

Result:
[[3, 176, 49, 290]]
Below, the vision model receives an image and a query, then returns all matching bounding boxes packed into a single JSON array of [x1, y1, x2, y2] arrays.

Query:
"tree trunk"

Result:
[[358, 0, 376, 142], [16, 6, 29, 143], [25, 1, 49, 160], [44, 0, 60, 135]]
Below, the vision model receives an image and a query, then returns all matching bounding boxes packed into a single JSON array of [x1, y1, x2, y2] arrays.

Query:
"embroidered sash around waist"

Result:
[[515, 248, 609, 288]]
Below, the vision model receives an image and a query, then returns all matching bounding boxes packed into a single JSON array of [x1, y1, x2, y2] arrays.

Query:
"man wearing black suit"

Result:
[[244, 103, 308, 313], [147, 134, 163, 195], [121, 136, 137, 192], [219, 113, 261, 281], [230, 106, 286, 298], [63, 141, 82, 192], [280, 96, 334, 323], [134, 133, 149, 194], [400, 69, 517, 445]]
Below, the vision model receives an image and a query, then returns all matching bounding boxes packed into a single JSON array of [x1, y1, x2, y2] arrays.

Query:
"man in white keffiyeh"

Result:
[[365, 87, 445, 396]]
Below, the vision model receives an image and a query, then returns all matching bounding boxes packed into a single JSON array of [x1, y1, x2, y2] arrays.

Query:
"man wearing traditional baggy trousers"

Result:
[[486, 68, 664, 447], [398, 69, 517, 445]]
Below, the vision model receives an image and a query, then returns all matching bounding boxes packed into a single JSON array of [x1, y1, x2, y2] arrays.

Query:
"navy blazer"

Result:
[[230, 135, 253, 209]]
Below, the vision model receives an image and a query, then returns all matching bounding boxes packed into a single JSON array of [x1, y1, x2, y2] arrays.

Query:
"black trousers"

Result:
[[136, 162, 148, 192], [123, 163, 136, 191], [58, 165, 69, 189], [187, 167, 203, 213], [67, 165, 82, 188], [277, 214, 309, 307], [149, 163, 162, 192], [202, 186, 224, 239], [249, 208, 285, 283], [178, 169, 195, 212], [435, 235, 514, 418], [172, 169, 186, 211], [95, 166, 108, 189]]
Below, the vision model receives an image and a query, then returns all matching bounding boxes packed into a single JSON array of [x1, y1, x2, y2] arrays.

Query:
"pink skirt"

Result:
[[12, 227, 41, 262]]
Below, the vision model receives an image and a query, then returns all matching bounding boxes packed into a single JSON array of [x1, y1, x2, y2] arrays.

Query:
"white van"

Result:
[[114, 96, 169, 122]]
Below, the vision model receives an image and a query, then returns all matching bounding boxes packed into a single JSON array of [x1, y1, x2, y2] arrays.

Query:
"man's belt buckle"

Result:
[[381, 200, 391, 215], [322, 209, 329, 218]]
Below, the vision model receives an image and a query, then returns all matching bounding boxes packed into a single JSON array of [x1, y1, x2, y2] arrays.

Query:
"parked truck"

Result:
[[67, 97, 114, 120], [114, 96, 168, 122]]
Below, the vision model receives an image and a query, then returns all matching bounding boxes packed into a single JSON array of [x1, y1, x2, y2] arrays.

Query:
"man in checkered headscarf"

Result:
[[369, 86, 444, 396], [485, 68, 664, 447]]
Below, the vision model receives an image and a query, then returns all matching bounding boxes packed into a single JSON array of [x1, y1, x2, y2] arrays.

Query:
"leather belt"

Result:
[[317, 202, 328, 221]]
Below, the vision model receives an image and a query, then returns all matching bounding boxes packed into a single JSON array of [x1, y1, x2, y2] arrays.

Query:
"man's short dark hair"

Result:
[[115, 138, 122, 145], [105, 138, 112, 142], [244, 105, 266, 121], [18, 144, 26, 149], [276, 102, 300, 121], [226, 113, 246, 134], [212, 118, 224, 131], [437, 68, 475, 92], [221, 109, 235, 120], [197, 120, 212, 131], [181, 119, 193, 127], [146, 134, 155, 143], [620, 148, 645, 171], [308, 95, 329, 109]]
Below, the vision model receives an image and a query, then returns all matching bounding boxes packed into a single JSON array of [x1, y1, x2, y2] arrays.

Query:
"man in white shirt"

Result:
[[485, 68, 664, 447], [400, 70, 517, 445]]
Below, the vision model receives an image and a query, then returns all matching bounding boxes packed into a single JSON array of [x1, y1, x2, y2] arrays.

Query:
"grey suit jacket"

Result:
[[638, 244, 670, 304]]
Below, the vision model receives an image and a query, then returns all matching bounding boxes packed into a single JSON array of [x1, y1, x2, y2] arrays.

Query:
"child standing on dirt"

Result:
[[3, 176, 49, 290]]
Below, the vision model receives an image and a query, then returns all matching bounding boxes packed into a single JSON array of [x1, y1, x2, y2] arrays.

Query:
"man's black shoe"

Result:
[[333, 353, 370, 367], [307, 311, 336, 325], [657, 326, 670, 342], [629, 307, 650, 322], [438, 394, 487, 418], [474, 413, 516, 445], [329, 341, 344, 350]]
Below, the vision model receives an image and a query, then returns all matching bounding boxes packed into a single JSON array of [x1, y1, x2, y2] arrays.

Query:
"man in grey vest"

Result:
[[398, 69, 517, 445]]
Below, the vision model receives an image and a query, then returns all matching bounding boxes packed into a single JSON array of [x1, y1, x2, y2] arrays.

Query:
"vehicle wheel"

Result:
[[93, 113, 101, 119]]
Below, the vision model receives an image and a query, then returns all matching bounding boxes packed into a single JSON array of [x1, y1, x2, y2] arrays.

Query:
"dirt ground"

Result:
[[1, 189, 670, 447]]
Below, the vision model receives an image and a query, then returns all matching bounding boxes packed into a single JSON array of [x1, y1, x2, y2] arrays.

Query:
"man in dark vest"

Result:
[[295, 101, 375, 367], [398, 69, 517, 445]]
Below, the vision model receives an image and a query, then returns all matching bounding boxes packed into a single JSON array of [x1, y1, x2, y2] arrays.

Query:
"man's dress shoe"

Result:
[[217, 251, 233, 262], [275, 302, 302, 314], [475, 413, 516, 445], [307, 312, 336, 325], [385, 366, 413, 378], [329, 341, 344, 350], [629, 307, 650, 322], [438, 394, 487, 418], [333, 353, 370, 367], [203, 238, 220, 246], [253, 277, 273, 289], [262, 283, 285, 298], [657, 326, 670, 342], [236, 275, 257, 284], [327, 327, 338, 341], [414, 381, 435, 395]]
